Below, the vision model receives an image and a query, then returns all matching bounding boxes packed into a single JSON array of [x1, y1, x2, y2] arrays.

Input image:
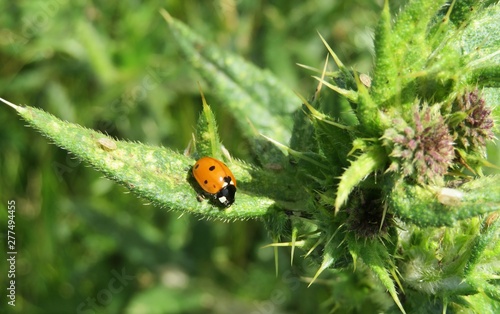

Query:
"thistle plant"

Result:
[[2, 0, 500, 313]]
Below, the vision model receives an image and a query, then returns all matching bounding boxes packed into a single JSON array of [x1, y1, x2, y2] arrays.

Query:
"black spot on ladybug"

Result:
[[209, 165, 216, 171]]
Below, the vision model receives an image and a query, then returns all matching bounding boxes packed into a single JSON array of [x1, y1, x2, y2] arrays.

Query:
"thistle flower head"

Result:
[[382, 104, 454, 185], [345, 191, 392, 238], [453, 89, 495, 153]]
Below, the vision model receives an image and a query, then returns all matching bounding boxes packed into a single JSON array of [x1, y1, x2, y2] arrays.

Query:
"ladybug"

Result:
[[192, 157, 237, 207]]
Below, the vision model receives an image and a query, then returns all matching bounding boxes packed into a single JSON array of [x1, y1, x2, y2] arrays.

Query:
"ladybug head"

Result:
[[216, 180, 236, 207]]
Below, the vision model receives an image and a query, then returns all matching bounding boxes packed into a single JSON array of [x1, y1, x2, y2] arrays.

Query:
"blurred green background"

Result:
[[4, 1, 497, 313]]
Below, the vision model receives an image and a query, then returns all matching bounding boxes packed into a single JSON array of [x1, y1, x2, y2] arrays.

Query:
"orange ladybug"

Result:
[[192, 157, 237, 207]]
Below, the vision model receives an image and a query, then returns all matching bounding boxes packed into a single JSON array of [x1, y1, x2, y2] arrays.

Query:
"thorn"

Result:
[[379, 202, 388, 233], [197, 82, 209, 108], [295, 91, 353, 131], [183, 135, 194, 156], [389, 264, 404, 294], [308, 253, 334, 287], [0, 97, 20, 110], [296, 62, 335, 76], [304, 237, 323, 258], [260, 240, 305, 249], [314, 54, 330, 99], [312, 76, 358, 103], [317, 31, 344, 68], [273, 235, 279, 277], [291, 226, 298, 266], [260, 133, 330, 170]]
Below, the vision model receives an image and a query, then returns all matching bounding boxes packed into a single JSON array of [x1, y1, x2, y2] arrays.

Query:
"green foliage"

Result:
[[1, 0, 499, 313], [161, 9, 297, 166], [390, 176, 500, 226], [1, 98, 306, 221]]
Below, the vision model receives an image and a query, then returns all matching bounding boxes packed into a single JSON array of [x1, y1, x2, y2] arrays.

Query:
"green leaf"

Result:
[[389, 176, 500, 227], [348, 235, 406, 314], [460, 4, 500, 86], [289, 101, 319, 154], [0, 98, 303, 221], [392, 0, 445, 63], [193, 87, 223, 159], [448, 0, 482, 26], [463, 213, 500, 276], [371, 0, 396, 106], [467, 277, 500, 303], [314, 118, 351, 171], [335, 145, 387, 213]]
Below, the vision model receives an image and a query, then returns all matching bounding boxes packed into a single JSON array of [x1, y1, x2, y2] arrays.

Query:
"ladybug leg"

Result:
[[196, 193, 206, 202]]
